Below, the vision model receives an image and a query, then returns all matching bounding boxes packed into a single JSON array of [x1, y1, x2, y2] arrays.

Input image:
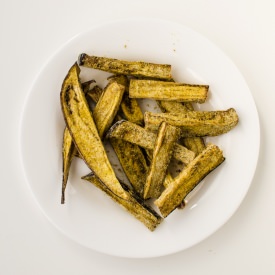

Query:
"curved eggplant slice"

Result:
[[93, 81, 125, 139], [143, 122, 181, 199], [144, 108, 239, 137], [60, 63, 128, 200]]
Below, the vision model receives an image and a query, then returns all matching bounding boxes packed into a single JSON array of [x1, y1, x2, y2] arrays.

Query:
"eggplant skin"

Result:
[[82, 173, 163, 231], [60, 63, 128, 200]]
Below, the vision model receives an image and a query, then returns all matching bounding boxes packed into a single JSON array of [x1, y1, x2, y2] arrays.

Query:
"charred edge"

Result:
[[78, 53, 87, 66], [105, 119, 127, 139]]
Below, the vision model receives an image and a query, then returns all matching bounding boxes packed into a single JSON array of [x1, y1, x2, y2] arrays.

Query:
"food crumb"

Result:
[[124, 44, 127, 49]]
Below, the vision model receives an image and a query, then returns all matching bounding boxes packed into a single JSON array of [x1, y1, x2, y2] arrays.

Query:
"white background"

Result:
[[1, 0, 274, 274]]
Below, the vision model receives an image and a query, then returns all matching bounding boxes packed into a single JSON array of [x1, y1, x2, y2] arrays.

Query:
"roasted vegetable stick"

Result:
[[144, 108, 239, 137], [61, 127, 77, 204], [110, 138, 148, 196], [93, 81, 125, 139], [60, 63, 128, 200], [62, 79, 96, 203], [78, 53, 172, 80], [82, 173, 162, 231], [155, 144, 225, 217], [129, 80, 208, 103], [107, 120, 195, 165], [144, 122, 181, 199]]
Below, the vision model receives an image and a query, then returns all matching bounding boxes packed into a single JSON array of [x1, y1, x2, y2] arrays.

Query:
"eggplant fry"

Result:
[[144, 122, 181, 199], [155, 144, 225, 217], [82, 173, 163, 231], [110, 138, 148, 196], [107, 120, 195, 165], [60, 63, 128, 200], [78, 53, 172, 80], [144, 108, 239, 137], [129, 80, 208, 103], [61, 127, 77, 204], [93, 81, 125, 139], [61, 79, 96, 203]]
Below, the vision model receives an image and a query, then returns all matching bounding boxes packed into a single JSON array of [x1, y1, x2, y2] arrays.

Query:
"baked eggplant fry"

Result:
[[129, 80, 208, 103], [107, 120, 195, 165], [155, 144, 225, 217], [78, 53, 172, 80], [110, 138, 148, 196], [61, 127, 77, 204], [144, 108, 239, 137], [158, 101, 205, 156], [144, 122, 181, 199], [61, 79, 96, 203], [60, 63, 128, 200], [93, 81, 125, 139], [82, 173, 163, 231]]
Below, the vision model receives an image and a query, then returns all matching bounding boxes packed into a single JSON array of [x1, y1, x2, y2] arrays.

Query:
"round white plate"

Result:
[[20, 18, 260, 258]]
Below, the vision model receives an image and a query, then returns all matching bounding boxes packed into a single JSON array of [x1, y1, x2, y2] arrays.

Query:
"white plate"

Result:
[[20, 18, 260, 258]]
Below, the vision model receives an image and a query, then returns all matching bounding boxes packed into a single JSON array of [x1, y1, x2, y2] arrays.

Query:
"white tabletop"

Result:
[[1, 0, 274, 274]]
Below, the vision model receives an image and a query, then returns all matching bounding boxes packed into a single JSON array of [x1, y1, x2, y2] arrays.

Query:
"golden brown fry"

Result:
[[155, 144, 225, 217], [129, 80, 208, 103], [78, 53, 172, 80], [60, 63, 128, 200], [144, 108, 239, 137], [144, 122, 181, 199], [93, 81, 125, 139]]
